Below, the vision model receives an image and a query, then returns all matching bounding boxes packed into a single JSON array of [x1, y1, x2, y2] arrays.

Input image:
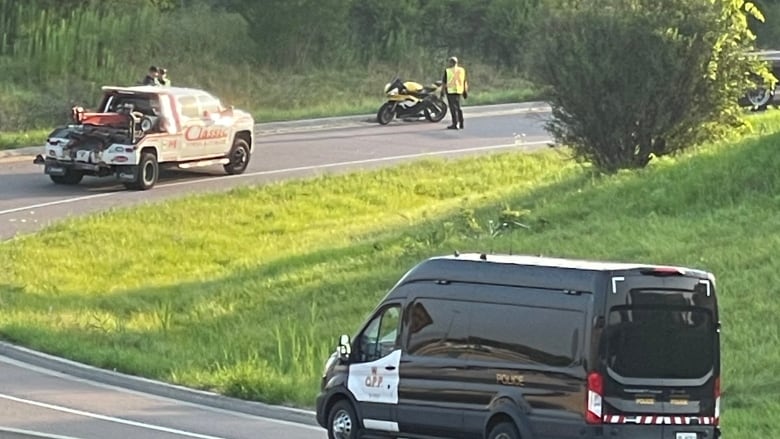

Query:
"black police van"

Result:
[[316, 253, 721, 439]]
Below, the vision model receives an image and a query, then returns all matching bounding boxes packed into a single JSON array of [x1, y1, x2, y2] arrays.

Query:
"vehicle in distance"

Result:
[[316, 252, 721, 439], [742, 49, 780, 110], [33, 85, 254, 190]]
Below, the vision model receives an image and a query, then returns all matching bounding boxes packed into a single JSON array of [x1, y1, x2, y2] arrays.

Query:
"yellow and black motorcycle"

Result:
[[377, 78, 448, 125]]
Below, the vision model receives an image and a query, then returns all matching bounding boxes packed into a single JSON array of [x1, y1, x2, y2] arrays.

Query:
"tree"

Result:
[[526, 0, 773, 173], [223, 0, 351, 67]]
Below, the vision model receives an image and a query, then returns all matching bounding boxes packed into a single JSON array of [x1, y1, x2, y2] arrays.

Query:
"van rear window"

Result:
[[606, 304, 715, 379]]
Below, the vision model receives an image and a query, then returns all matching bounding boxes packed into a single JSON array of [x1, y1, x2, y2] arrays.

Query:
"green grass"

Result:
[[1, 114, 779, 436], [0, 129, 50, 151]]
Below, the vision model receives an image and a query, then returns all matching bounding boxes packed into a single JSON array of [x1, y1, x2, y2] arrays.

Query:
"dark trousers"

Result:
[[446, 93, 464, 128]]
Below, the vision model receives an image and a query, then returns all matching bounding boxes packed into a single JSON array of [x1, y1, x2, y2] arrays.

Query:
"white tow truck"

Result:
[[33, 85, 255, 190]]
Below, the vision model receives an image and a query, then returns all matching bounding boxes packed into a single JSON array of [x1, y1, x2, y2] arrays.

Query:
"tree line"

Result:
[[3, 0, 779, 69], [0, 0, 776, 172], [1, 0, 543, 68]]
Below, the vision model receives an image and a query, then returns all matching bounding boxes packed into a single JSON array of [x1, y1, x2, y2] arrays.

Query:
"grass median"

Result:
[[1, 113, 779, 436]]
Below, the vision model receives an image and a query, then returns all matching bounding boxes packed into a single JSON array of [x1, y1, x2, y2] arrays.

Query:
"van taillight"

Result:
[[640, 266, 686, 276], [714, 376, 721, 425], [586, 371, 603, 424]]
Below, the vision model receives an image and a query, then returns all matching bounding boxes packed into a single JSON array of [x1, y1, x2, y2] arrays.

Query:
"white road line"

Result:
[[0, 192, 119, 216], [0, 393, 231, 439], [0, 356, 321, 430], [0, 140, 551, 217]]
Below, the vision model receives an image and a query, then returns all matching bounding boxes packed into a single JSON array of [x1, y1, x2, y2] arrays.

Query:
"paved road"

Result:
[[0, 103, 553, 438], [0, 103, 552, 240], [0, 356, 323, 439]]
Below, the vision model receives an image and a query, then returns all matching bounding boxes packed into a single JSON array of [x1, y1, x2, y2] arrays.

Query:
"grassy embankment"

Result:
[[0, 112, 779, 436], [0, 3, 537, 150]]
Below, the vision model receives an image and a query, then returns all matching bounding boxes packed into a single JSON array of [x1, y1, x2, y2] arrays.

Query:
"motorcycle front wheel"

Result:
[[377, 102, 396, 125], [424, 99, 448, 123]]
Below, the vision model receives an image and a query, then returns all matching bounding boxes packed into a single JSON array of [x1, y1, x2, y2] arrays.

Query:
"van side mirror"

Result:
[[337, 334, 351, 361]]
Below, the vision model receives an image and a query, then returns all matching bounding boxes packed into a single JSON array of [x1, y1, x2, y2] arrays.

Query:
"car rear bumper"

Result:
[[36, 156, 104, 172], [35, 155, 134, 180], [587, 424, 720, 439]]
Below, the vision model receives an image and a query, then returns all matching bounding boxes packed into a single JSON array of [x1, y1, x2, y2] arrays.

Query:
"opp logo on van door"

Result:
[[365, 367, 384, 388]]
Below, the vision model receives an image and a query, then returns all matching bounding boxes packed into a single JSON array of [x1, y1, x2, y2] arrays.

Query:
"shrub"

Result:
[[526, 0, 772, 172]]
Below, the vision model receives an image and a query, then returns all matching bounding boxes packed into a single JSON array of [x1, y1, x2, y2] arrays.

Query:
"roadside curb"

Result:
[[0, 427, 82, 439], [0, 341, 319, 427], [254, 101, 550, 135], [0, 102, 551, 160]]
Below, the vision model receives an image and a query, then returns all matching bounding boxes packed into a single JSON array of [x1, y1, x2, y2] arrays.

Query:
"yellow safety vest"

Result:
[[446, 66, 467, 94]]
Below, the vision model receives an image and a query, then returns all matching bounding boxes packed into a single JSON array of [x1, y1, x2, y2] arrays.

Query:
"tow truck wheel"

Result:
[[223, 137, 251, 175], [50, 169, 84, 185], [327, 400, 359, 439], [124, 152, 158, 190]]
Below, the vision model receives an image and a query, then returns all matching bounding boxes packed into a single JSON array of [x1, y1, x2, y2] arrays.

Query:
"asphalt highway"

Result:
[[0, 356, 322, 439], [0, 103, 553, 438], [0, 103, 552, 240]]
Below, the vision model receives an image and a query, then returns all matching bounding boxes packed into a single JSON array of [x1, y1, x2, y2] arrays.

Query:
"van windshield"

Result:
[[606, 304, 715, 379]]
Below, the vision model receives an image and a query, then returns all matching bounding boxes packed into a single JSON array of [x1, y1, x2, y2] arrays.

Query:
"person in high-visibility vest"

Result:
[[159, 68, 171, 86], [441, 56, 468, 130]]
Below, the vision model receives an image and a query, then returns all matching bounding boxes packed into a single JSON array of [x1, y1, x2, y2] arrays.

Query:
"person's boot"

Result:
[[447, 124, 458, 129]]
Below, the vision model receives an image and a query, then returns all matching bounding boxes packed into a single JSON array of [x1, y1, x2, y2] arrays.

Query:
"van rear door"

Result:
[[600, 270, 719, 427]]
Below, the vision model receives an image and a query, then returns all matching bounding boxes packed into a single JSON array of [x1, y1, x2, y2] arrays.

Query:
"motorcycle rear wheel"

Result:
[[424, 100, 447, 123], [377, 102, 395, 125]]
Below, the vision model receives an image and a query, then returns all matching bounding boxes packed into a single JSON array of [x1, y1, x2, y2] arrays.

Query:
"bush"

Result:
[[526, 0, 772, 173]]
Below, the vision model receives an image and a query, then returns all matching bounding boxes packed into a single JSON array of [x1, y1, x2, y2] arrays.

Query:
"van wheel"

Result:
[[327, 400, 359, 439], [488, 421, 520, 439]]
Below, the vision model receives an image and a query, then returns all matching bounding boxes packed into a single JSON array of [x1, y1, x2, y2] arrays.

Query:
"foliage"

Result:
[[230, 0, 352, 66], [342, 0, 541, 67], [526, 0, 773, 172], [751, 0, 780, 46], [0, 0, 539, 134]]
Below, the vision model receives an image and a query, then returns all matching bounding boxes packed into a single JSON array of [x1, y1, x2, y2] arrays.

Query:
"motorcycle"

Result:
[[377, 78, 448, 125]]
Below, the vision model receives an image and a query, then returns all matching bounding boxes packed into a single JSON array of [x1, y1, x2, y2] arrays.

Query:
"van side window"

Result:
[[469, 302, 583, 367], [356, 305, 400, 363], [405, 298, 470, 358]]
